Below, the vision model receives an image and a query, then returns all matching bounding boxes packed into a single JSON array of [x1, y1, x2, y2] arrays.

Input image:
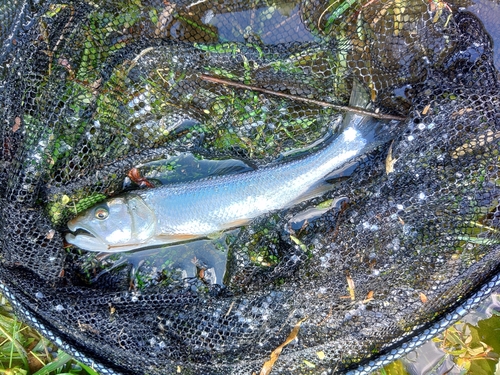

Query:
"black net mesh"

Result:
[[1, 0, 500, 374]]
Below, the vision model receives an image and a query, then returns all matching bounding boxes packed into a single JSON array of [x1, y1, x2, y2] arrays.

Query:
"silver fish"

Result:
[[66, 112, 397, 252]]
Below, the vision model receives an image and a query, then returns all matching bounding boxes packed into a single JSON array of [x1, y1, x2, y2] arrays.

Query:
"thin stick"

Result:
[[200, 74, 406, 121]]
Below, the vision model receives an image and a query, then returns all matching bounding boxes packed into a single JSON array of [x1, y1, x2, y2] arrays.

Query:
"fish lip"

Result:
[[67, 218, 84, 233], [67, 226, 98, 240], [68, 228, 95, 238], [67, 219, 99, 239]]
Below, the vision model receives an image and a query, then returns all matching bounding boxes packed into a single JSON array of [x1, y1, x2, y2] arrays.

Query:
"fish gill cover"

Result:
[[0, 0, 499, 374]]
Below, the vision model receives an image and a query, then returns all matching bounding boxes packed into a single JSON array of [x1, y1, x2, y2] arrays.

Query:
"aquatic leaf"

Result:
[[457, 359, 471, 371], [316, 199, 333, 209], [448, 349, 467, 356], [322, 0, 358, 32], [456, 235, 500, 245], [75, 193, 107, 214], [446, 329, 465, 347], [290, 235, 307, 252], [465, 221, 499, 234], [207, 231, 224, 240], [303, 359, 316, 368]]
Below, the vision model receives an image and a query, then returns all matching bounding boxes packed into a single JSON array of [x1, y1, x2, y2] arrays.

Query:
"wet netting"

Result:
[[1, 0, 500, 373]]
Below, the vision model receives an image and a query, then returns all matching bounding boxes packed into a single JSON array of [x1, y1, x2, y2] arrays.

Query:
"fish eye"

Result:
[[94, 207, 109, 220]]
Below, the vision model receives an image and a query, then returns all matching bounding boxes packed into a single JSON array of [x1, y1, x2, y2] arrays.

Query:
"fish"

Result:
[[66, 89, 400, 252]]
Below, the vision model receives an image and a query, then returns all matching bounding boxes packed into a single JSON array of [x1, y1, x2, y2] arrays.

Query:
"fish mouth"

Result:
[[65, 227, 110, 252], [66, 226, 139, 253], [66, 220, 101, 244]]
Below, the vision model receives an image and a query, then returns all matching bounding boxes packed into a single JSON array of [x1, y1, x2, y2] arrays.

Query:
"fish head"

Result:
[[65, 195, 156, 252]]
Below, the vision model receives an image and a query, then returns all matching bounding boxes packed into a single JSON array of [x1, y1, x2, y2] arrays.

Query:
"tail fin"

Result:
[[341, 80, 372, 130], [342, 81, 403, 146]]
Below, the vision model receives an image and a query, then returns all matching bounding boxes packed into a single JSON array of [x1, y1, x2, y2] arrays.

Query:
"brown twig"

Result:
[[200, 74, 406, 121]]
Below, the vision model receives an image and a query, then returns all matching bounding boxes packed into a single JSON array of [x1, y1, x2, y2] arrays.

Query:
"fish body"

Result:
[[140, 120, 368, 236], [66, 112, 397, 252], [66, 83, 398, 252]]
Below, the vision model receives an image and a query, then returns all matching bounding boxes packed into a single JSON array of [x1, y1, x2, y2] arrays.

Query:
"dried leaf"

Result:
[[480, 341, 491, 349], [45, 229, 55, 240], [12, 117, 21, 132], [385, 140, 397, 174], [467, 346, 485, 357], [419, 292, 428, 304], [451, 107, 473, 119], [422, 104, 431, 115], [259, 317, 308, 375], [346, 274, 355, 301], [363, 290, 374, 303], [464, 334, 473, 345]]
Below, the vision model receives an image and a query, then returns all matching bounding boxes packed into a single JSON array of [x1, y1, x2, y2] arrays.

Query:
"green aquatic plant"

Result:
[[47, 192, 107, 225]]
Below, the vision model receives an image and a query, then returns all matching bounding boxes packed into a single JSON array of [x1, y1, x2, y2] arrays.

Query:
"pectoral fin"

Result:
[[207, 231, 227, 240], [285, 181, 335, 208], [156, 219, 250, 245], [205, 219, 249, 239]]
